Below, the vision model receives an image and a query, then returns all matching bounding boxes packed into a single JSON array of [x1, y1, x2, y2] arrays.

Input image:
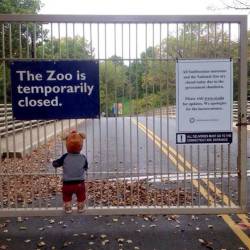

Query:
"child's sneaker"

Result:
[[64, 202, 72, 214], [77, 202, 85, 213]]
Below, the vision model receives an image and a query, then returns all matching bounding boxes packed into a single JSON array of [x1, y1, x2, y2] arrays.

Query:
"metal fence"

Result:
[[0, 15, 248, 216]]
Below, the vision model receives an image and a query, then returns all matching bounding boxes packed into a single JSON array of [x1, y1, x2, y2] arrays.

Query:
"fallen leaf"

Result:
[[117, 238, 125, 243], [101, 240, 109, 246], [100, 234, 107, 239], [17, 217, 23, 222], [49, 219, 55, 224], [237, 222, 250, 230], [198, 238, 213, 249], [37, 241, 46, 247]]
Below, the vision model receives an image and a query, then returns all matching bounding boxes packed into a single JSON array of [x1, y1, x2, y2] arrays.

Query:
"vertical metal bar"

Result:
[[198, 23, 200, 56], [228, 23, 231, 58], [58, 23, 61, 58], [207, 23, 210, 57], [238, 17, 247, 210], [32, 23, 38, 209], [41, 23, 48, 173], [145, 23, 149, 207], [214, 23, 217, 58], [197, 145, 201, 206], [221, 145, 224, 206], [183, 23, 186, 57], [83, 24, 87, 177], [58, 22, 64, 159], [128, 23, 133, 207], [159, 23, 163, 207], [9, 24, 17, 159], [135, 23, 140, 207], [221, 23, 224, 57], [166, 24, 170, 204], [227, 144, 231, 206], [33, 24, 40, 149], [73, 22, 78, 130], [2, 24, 9, 158], [97, 23, 103, 208], [26, 24, 33, 155], [66, 23, 69, 58], [152, 23, 156, 207], [189, 22, 194, 207], [213, 145, 217, 207], [176, 23, 180, 207], [50, 22, 56, 208], [190, 145, 194, 206], [190, 23, 193, 57], [19, 24, 26, 158], [122, 23, 126, 208], [207, 145, 210, 206], [104, 23, 110, 207], [114, 23, 119, 208], [183, 145, 186, 206], [90, 23, 95, 207]]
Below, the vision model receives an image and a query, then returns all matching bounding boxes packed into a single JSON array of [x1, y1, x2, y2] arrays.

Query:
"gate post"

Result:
[[238, 15, 248, 212]]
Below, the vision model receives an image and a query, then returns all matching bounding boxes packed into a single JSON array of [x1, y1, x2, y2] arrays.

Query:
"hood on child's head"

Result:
[[65, 130, 86, 154]]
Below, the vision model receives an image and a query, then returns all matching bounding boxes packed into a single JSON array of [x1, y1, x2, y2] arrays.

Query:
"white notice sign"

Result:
[[176, 59, 233, 144]]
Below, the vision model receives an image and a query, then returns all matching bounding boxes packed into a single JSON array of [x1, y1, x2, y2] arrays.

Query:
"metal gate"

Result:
[[0, 15, 247, 216]]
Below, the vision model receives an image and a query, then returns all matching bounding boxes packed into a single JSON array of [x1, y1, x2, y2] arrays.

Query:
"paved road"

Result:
[[0, 115, 249, 249], [79, 116, 250, 178]]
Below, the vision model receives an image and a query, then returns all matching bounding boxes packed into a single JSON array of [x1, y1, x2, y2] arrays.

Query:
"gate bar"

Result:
[[0, 206, 242, 217], [238, 15, 247, 211], [0, 15, 247, 24]]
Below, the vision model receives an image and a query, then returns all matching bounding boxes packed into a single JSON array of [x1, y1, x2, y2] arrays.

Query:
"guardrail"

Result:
[[0, 101, 249, 138], [0, 104, 54, 137], [150, 101, 250, 122]]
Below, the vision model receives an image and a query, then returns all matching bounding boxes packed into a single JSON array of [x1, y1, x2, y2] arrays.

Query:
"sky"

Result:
[[38, 0, 249, 60], [39, 0, 249, 16]]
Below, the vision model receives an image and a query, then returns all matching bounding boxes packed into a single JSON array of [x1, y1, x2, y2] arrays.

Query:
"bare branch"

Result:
[[221, 0, 250, 10]]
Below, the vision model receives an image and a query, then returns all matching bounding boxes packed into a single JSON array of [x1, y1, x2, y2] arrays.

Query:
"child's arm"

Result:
[[83, 155, 88, 171], [52, 153, 68, 168]]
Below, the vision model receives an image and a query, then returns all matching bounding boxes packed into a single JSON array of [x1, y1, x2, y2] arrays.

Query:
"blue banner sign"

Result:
[[11, 60, 100, 120]]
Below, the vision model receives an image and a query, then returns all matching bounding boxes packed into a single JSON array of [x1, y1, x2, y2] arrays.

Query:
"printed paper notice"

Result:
[[176, 59, 233, 134]]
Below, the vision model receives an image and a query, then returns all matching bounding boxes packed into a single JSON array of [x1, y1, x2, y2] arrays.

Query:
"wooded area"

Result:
[[0, 0, 249, 115]]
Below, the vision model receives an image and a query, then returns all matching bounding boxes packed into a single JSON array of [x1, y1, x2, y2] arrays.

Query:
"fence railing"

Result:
[[1, 101, 249, 137], [0, 104, 54, 137], [146, 101, 250, 122]]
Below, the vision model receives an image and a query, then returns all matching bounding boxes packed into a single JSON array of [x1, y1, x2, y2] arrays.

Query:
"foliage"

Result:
[[0, 0, 43, 103], [99, 60, 128, 114], [0, 0, 42, 13], [0, 6, 248, 110]]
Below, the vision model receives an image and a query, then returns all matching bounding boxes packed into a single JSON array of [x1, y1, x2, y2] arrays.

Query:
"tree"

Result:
[[0, 0, 43, 103], [214, 0, 250, 10], [99, 58, 128, 114], [36, 36, 93, 59], [0, 0, 43, 13]]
